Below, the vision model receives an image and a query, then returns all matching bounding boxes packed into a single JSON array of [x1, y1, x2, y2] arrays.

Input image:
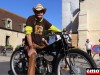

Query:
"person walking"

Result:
[[3, 46, 7, 56], [85, 39, 92, 57], [25, 3, 61, 75]]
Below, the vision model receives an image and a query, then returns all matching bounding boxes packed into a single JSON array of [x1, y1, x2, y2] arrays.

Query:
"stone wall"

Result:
[[0, 29, 25, 50], [78, 0, 100, 50]]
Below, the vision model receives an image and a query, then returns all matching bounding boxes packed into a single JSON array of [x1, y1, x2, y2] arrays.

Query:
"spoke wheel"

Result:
[[10, 47, 28, 75], [56, 49, 97, 75]]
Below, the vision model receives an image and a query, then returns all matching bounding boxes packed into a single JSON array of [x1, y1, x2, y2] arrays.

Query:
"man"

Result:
[[85, 39, 92, 57], [63, 28, 72, 45], [25, 4, 61, 75]]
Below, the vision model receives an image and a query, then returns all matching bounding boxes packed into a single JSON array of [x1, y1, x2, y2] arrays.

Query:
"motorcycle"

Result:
[[10, 32, 97, 75]]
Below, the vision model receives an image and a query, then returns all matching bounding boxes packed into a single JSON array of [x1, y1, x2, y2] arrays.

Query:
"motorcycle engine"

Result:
[[36, 53, 54, 74], [44, 54, 54, 61]]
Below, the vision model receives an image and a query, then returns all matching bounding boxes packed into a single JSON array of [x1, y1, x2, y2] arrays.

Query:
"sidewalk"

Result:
[[0, 56, 10, 62], [92, 54, 100, 68], [0, 51, 13, 62]]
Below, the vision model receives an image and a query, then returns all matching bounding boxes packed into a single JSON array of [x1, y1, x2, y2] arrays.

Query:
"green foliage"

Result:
[[0, 45, 13, 51], [6, 45, 13, 51]]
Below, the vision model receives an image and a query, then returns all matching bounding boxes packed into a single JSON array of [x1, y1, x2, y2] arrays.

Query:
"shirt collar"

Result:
[[35, 17, 43, 22]]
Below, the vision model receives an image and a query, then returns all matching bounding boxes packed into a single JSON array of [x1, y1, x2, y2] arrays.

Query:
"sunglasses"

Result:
[[35, 10, 44, 13]]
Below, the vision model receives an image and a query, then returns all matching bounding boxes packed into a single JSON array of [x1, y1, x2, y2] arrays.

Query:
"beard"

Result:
[[35, 13, 43, 18]]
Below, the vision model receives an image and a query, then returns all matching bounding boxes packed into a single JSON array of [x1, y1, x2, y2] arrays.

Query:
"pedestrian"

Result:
[[25, 3, 61, 75], [85, 39, 92, 57], [63, 28, 72, 44], [3, 46, 7, 56]]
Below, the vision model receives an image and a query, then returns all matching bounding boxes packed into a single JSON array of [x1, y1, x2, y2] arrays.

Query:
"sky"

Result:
[[0, 0, 62, 30]]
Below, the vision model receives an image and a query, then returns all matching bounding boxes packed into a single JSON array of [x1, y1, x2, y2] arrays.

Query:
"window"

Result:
[[7, 20, 11, 28], [5, 18, 12, 29]]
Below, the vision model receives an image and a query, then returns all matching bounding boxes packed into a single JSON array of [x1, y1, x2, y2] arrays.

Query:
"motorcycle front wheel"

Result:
[[10, 47, 28, 75], [55, 48, 97, 75], [10, 47, 49, 75]]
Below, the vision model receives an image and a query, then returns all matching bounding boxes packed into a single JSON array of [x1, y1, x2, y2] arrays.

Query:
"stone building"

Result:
[[0, 8, 26, 50], [62, 0, 79, 47], [78, 0, 100, 50], [62, 0, 100, 51]]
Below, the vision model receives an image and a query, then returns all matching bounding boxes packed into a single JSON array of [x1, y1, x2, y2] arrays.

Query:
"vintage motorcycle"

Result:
[[10, 32, 97, 75]]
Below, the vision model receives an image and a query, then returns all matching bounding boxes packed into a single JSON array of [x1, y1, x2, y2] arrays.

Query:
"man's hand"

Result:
[[37, 45, 45, 49], [33, 43, 46, 49], [28, 48, 37, 57]]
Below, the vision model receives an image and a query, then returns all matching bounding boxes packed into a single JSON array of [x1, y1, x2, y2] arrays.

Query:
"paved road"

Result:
[[0, 52, 100, 75], [0, 51, 12, 75], [0, 56, 10, 75]]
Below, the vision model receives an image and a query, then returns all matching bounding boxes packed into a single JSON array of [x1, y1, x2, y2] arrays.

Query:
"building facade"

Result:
[[78, 0, 100, 50], [62, 0, 100, 51], [0, 8, 26, 50], [62, 0, 79, 47]]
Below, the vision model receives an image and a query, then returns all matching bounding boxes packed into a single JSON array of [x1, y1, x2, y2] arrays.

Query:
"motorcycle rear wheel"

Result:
[[55, 48, 97, 75]]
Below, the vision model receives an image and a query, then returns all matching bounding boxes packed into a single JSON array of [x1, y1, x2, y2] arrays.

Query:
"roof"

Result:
[[0, 8, 27, 33], [0, 8, 26, 20]]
